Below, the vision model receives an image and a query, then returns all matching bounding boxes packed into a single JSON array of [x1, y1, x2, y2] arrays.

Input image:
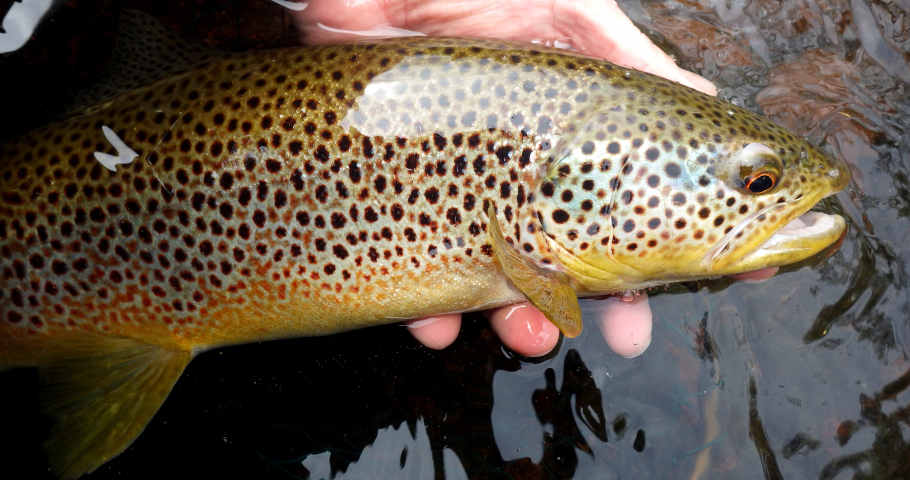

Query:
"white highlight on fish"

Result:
[[740, 142, 777, 157], [0, 0, 53, 53], [269, 0, 309, 11], [93, 125, 139, 172]]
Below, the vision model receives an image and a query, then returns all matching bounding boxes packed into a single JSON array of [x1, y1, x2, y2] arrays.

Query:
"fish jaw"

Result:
[[717, 210, 845, 273]]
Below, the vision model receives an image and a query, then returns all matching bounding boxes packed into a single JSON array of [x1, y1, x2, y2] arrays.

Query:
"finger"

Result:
[[730, 266, 778, 283], [487, 302, 561, 357], [596, 293, 652, 358], [553, 0, 717, 96], [390, 0, 560, 42], [407, 314, 461, 350], [295, 0, 560, 44], [292, 0, 394, 43]]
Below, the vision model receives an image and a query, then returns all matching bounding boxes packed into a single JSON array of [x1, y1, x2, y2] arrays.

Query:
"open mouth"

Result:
[[757, 211, 842, 249], [738, 210, 846, 267]]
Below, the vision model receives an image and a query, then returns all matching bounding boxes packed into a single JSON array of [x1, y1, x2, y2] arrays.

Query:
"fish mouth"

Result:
[[715, 209, 846, 274]]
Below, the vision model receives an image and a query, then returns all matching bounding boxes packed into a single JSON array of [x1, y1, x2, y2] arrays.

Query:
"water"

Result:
[[1, 0, 908, 478]]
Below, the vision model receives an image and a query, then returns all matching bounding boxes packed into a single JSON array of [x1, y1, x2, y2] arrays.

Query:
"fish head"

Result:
[[532, 91, 850, 294]]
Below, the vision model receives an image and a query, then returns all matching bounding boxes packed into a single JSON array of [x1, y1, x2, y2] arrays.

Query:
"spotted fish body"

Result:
[[0, 38, 847, 477]]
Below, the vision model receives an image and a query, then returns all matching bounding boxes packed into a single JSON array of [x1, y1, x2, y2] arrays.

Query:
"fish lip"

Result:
[[718, 202, 846, 272], [744, 210, 845, 257]]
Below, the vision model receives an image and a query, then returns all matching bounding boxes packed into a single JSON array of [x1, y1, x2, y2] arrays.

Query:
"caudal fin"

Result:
[[38, 335, 191, 478]]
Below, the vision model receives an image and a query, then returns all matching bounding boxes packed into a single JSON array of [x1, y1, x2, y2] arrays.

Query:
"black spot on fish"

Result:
[[552, 209, 569, 223]]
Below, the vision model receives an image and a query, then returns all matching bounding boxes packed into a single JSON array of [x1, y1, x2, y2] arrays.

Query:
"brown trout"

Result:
[[0, 38, 848, 477]]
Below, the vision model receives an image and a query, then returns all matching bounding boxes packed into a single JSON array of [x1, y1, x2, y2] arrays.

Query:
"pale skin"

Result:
[[290, 0, 777, 357]]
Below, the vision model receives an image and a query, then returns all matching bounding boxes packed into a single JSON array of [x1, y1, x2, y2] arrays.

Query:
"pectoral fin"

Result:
[[486, 205, 583, 337], [39, 336, 191, 479]]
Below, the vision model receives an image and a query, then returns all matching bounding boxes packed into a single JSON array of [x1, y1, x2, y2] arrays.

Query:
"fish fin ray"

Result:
[[39, 335, 191, 479], [486, 204, 583, 337]]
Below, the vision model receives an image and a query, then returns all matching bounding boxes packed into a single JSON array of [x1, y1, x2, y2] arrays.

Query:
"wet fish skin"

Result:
[[0, 38, 848, 477]]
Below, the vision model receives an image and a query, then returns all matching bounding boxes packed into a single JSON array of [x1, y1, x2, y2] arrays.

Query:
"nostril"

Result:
[[828, 160, 851, 190]]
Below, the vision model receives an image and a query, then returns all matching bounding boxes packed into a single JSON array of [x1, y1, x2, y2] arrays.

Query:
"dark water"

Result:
[[1, 0, 908, 478]]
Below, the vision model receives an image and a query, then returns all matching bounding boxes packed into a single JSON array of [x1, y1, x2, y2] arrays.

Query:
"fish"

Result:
[[0, 37, 848, 477]]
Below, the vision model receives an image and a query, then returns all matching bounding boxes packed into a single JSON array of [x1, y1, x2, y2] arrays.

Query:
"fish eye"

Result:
[[728, 143, 782, 195], [744, 172, 777, 194]]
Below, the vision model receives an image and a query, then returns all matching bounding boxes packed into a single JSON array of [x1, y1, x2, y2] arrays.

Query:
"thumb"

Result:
[[553, 0, 717, 96]]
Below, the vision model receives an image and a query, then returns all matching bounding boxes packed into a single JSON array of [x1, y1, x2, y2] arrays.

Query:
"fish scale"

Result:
[[0, 37, 848, 478]]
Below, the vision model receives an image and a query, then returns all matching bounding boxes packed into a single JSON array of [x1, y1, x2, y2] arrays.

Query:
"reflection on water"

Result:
[[1, 0, 908, 478], [820, 369, 910, 479]]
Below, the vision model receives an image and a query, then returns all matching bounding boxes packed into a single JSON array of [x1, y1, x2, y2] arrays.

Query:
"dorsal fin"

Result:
[[64, 9, 222, 114]]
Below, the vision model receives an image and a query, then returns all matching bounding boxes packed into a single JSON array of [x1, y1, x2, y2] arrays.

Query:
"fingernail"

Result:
[[731, 266, 779, 283], [682, 71, 718, 96], [407, 316, 443, 329]]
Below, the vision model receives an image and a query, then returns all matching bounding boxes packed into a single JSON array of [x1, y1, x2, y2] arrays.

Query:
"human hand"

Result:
[[287, 0, 725, 358]]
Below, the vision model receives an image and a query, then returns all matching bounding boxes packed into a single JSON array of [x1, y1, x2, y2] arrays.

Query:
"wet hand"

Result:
[[289, 0, 720, 357], [408, 267, 778, 358], [407, 295, 654, 358]]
